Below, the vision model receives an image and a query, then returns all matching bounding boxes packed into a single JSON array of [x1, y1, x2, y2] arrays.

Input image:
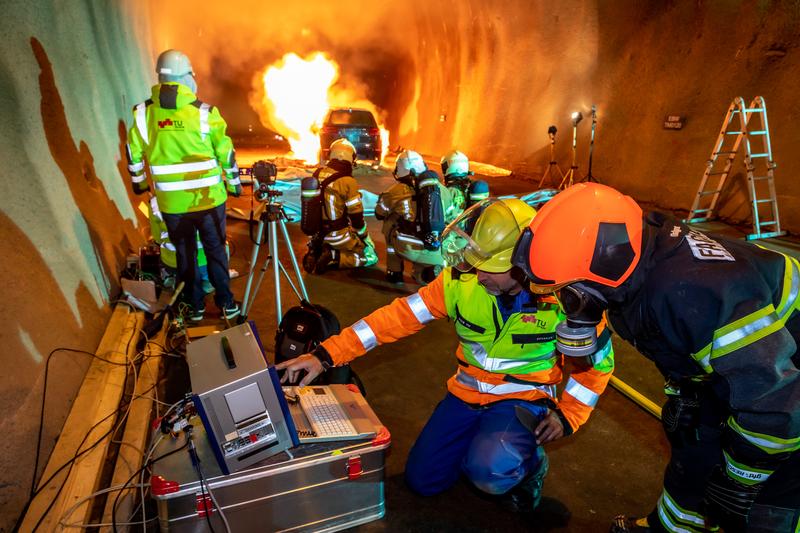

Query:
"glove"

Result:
[[422, 232, 441, 251], [133, 181, 151, 195], [228, 184, 242, 198], [704, 465, 762, 531], [661, 393, 700, 447]]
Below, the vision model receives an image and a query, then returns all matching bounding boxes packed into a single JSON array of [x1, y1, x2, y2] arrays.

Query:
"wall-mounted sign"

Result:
[[664, 115, 685, 129]]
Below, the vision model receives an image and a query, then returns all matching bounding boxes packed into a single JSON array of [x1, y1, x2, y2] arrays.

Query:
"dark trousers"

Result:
[[404, 392, 547, 496], [648, 396, 800, 533], [163, 203, 233, 309]]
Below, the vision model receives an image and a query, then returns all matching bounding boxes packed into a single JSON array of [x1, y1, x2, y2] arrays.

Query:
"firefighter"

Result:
[[440, 149, 490, 223], [277, 198, 615, 512], [126, 49, 241, 322], [306, 138, 377, 273], [512, 183, 800, 532], [376, 150, 454, 285]]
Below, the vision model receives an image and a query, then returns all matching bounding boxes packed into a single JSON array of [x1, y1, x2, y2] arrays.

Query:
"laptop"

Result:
[[283, 385, 378, 443]]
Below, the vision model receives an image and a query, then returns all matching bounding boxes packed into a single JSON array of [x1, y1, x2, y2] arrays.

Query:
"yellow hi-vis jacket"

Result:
[[126, 82, 240, 214], [318, 268, 615, 432]]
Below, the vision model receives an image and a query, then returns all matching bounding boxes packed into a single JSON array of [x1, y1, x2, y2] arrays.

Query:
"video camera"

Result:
[[246, 160, 280, 202]]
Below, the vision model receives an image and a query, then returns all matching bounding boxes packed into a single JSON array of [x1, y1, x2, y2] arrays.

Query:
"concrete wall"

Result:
[[403, 0, 800, 232], [0, 1, 152, 528]]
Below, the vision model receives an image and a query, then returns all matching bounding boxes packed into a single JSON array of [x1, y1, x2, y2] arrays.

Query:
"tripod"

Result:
[[537, 125, 565, 189], [581, 105, 601, 184], [239, 196, 309, 326], [559, 112, 583, 189]]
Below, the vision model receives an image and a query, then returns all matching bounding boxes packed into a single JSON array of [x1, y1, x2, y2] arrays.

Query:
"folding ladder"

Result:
[[685, 96, 784, 240]]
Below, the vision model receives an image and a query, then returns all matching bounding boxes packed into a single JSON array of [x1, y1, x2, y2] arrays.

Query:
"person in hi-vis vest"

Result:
[[126, 49, 240, 322]]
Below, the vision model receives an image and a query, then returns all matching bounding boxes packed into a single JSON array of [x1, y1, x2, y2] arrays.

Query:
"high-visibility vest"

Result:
[[443, 269, 566, 378], [127, 83, 240, 214]]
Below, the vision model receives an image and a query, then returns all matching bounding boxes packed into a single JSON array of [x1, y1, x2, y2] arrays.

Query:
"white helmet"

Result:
[[394, 150, 427, 178], [156, 49, 193, 78], [329, 138, 356, 163], [441, 150, 469, 177]]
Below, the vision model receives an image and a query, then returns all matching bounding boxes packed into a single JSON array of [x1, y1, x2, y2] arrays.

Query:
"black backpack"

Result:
[[274, 300, 364, 393], [413, 170, 446, 250]]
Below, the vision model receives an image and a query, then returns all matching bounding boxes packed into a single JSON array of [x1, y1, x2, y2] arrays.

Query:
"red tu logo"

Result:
[[158, 118, 173, 128]]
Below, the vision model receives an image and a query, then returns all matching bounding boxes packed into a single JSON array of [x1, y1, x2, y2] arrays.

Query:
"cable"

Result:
[[30, 348, 140, 532], [187, 430, 232, 533], [111, 440, 189, 533], [20, 317, 141, 532]]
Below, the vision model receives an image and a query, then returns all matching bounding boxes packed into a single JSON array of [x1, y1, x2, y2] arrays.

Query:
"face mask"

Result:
[[555, 282, 608, 358]]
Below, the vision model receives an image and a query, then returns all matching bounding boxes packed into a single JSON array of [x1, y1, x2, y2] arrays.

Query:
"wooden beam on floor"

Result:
[[19, 305, 143, 532], [100, 316, 168, 530]]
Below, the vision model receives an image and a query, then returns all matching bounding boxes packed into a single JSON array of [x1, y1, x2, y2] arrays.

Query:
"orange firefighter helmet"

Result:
[[511, 183, 643, 292]]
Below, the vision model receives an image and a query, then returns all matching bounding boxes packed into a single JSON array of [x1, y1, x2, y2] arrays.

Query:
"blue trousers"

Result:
[[162, 203, 233, 309], [405, 393, 547, 496]]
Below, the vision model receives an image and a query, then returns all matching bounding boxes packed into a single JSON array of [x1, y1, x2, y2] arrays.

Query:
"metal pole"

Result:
[[587, 105, 597, 182], [270, 219, 282, 324], [240, 218, 264, 317], [279, 218, 309, 300]]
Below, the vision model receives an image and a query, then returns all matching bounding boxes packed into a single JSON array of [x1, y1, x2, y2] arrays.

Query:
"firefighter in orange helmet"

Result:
[[512, 183, 800, 532], [278, 198, 614, 512]]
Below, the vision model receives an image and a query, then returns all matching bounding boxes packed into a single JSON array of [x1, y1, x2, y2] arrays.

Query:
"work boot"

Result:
[[610, 515, 652, 533], [385, 270, 404, 284], [302, 250, 318, 274], [504, 454, 550, 513], [221, 301, 241, 320], [188, 304, 206, 323], [314, 248, 337, 275]]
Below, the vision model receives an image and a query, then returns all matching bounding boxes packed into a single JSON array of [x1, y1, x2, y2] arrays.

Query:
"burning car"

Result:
[[319, 107, 382, 168]]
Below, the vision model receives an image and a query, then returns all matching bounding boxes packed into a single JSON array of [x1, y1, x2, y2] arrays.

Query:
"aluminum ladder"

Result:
[[685, 96, 784, 240]]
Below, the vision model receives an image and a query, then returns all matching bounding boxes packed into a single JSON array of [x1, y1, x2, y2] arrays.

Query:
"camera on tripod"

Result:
[[251, 160, 280, 202]]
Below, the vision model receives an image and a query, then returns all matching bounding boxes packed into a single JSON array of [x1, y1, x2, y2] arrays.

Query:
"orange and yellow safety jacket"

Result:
[[317, 268, 615, 432]]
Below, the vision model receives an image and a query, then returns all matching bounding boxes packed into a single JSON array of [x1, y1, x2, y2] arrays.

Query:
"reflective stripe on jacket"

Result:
[[608, 212, 800, 480], [126, 83, 239, 214], [320, 267, 614, 431]]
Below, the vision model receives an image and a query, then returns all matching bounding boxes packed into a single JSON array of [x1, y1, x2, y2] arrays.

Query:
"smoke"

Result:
[[145, 0, 599, 170], [146, 0, 417, 138]]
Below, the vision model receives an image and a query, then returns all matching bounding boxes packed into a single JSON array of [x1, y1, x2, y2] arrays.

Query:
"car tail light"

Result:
[[367, 127, 380, 136], [320, 125, 338, 134]]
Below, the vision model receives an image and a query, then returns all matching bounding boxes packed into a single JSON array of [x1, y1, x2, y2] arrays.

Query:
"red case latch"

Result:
[[196, 493, 213, 517], [150, 475, 180, 496], [347, 455, 363, 480]]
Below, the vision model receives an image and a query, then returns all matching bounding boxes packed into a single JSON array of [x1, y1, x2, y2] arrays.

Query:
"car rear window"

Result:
[[326, 109, 377, 127]]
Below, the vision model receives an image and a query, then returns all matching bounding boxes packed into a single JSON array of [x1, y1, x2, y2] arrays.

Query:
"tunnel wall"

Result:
[[404, 0, 800, 232], [0, 1, 152, 527]]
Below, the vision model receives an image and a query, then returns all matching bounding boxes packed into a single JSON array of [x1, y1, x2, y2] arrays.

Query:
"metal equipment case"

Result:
[[150, 402, 390, 532]]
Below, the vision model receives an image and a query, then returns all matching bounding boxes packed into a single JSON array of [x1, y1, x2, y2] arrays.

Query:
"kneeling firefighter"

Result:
[[440, 149, 490, 223], [512, 183, 800, 533], [278, 198, 615, 512], [301, 138, 377, 273], [375, 150, 453, 284]]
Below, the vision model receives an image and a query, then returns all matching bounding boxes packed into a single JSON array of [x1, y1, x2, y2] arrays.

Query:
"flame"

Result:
[[256, 52, 390, 165]]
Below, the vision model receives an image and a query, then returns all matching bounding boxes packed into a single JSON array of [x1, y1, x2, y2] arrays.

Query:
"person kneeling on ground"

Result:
[[303, 138, 377, 273], [278, 198, 615, 512]]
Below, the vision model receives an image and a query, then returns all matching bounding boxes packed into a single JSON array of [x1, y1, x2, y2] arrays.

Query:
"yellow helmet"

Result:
[[441, 198, 536, 273], [329, 138, 356, 163]]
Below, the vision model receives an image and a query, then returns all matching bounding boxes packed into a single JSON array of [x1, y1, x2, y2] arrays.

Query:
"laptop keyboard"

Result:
[[297, 388, 358, 438]]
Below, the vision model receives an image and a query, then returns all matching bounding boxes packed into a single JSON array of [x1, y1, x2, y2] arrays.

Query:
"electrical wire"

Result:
[[111, 440, 190, 532], [19, 315, 142, 532]]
